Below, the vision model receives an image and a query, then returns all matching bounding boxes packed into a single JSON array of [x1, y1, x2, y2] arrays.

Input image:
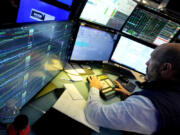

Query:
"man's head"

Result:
[[146, 43, 180, 82]]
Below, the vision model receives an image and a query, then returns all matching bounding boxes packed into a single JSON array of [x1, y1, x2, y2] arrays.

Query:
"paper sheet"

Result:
[[64, 84, 83, 100], [71, 63, 86, 74], [64, 63, 79, 75], [67, 73, 83, 81], [53, 84, 99, 132]]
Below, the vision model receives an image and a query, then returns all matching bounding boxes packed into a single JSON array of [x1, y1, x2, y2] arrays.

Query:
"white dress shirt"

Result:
[[84, 87, 160, 135]]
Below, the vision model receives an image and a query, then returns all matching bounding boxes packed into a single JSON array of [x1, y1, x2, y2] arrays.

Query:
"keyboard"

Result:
[[116, 77, 136, 93]]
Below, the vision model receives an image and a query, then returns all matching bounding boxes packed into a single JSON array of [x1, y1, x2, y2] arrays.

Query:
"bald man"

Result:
[[85, 43, 180, 135]]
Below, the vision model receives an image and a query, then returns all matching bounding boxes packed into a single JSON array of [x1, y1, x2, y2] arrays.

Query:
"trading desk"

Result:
[[19, 62, 145, 135]]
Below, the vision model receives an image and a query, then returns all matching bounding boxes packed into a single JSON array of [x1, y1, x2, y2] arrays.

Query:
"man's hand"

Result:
[[114, 80, 131, 96], [87, 76, 103, 90]]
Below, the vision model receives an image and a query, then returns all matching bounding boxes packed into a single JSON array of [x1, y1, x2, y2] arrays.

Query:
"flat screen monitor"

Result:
[[56, 0, 73, 6], [111, 36, 154, 74], [122, 7, 180, 46], [70, 25, 117, 61], [16, 0, 70, 23], [80, 0, 137, 30], [0, 21, 74, 123]]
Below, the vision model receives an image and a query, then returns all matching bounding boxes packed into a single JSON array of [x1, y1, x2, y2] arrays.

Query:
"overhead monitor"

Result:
[[70, 25, 117, 61], [111, 36, 154, 74], [17, 0, 70, 23], [80, 0, 137, 30], [0, 21, 75, 123], [122, 7, 180, 46]]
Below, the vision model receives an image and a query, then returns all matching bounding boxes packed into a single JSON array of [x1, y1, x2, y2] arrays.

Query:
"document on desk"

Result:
[[64, 63, 83, 81], [64, 63, 79, 75], [67, 73, 83, 81], [53, 84, 99, 132], [71, 63, 86, 74]]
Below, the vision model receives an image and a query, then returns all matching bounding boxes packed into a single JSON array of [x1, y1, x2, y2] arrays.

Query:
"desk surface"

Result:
[[20, 63, 144, 134], [37, 63, 144, 99]]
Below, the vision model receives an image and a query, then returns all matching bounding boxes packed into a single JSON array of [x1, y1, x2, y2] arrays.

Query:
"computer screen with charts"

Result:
[[0, 21, 74, 123], [80, 0, 137, 30], [70, 25, 117, 61], [111, 36, 154, 74], [122, 7, 180, 46]]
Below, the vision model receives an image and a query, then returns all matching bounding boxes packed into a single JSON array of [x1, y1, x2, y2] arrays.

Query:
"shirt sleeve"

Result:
[[84, 87, 160, 135]]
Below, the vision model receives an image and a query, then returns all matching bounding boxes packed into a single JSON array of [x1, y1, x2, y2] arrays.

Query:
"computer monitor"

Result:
[[70, 25, 117, 61], [111, 36, 154, 74], [122, 7, 180, 46], [16, 0, 70, 23], [0, 21, 75, 123], [80, 0, 137, 30]]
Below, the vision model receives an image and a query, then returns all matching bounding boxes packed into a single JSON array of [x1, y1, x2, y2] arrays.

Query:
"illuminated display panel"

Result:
[[0, 21, 74, 123], [111, 36, 154, 74], [17, 0, 70, 23], [80, 0, 137, 30], [71, 25, 116, 61], [122, 7, 180, 45]]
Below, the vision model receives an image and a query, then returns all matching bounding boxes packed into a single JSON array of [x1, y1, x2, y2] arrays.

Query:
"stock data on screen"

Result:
[[0, 21, 74, 111], [122, 7, 180, 45], [71, 25, 116, 61], [80, 0, 137, 30]]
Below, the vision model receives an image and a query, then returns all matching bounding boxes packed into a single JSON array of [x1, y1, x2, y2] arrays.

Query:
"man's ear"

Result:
[[160, 63, 172, 71], [159, 63, 173, 79]]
